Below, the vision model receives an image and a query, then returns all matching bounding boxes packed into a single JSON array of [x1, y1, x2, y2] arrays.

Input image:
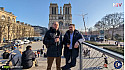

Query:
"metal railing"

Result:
[[78, 42, 124, 70]]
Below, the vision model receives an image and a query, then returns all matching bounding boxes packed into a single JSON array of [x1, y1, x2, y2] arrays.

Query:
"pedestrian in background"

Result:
[[37, 49, 40, 57], [40, 49, 43, 56], [35, 52, 37, 58], [3, 50, 10, 59], [22, 46, 38, 69], [7, 47, 22, 68], [43, 45, 45, 50]]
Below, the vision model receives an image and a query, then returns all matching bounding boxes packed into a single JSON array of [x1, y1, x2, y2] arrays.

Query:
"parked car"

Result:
[[33, 37, 38, 41], [23, 40, 30, 44], [99, 37, 104, 41], [2, 44, 14, 50], [28, 37, 34, 41], [15, 40, 24, 45], [38, 37, 42, 41]]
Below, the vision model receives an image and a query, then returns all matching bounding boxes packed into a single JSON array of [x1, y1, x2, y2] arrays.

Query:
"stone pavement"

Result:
[[22, 41, 79, 70], [28, 57, 79, 70]]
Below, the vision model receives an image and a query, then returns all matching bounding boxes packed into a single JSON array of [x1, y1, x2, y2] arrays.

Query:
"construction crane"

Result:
[[76, 13, 88, 35], [82, 13, 88, 35]]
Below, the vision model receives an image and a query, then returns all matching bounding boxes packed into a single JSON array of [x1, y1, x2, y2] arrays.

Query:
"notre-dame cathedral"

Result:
[[49, 3, 72, 34]]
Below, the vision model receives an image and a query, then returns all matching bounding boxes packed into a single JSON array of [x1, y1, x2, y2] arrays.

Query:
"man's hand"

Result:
[[67, 44, 70, 48], [55, 38, 59, 42], [74, 42, 79, 48]]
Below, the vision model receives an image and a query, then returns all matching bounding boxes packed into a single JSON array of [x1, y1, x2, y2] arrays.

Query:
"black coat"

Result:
[[3, 52, 10, 59], [43, 27, 63, 57], [22, 49, 35, 69], [63, 29, 83, 58]]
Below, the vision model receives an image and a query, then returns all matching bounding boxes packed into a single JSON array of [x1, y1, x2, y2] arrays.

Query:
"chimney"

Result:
[[8, 12, 12, 14], [16, 21, 20, 24], [21, 22, 24, 25], [28, 24, 31, 26], [0, 7, 4, 11], [25, 23, 28, 25]]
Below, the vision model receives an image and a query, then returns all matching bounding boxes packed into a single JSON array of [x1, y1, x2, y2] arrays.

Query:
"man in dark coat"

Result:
[[22, 46, 38, 69], [61, 24, 84, 70], [43, 22, 63, 70]]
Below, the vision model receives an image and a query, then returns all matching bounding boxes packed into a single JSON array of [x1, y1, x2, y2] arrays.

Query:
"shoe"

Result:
[[61, 67, 71, 70], [35, 64, 38, 67], [61, 67, 65, 70], [61, 67, 64, 70]]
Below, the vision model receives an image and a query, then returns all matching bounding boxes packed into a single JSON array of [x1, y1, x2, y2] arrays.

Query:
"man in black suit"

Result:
[[62, 24, 84, 70], [43, 22, 63, 70]]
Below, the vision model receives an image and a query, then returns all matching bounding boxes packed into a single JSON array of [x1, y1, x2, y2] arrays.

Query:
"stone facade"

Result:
[[0, 7, 34, 43], [32, 26, 48, 36], [87, 24, 124, 40], [49, 3, 72, 34], [105, 24, 124, 40]]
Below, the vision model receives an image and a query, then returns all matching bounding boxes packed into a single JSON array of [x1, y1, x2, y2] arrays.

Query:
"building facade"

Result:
[[32, 26, 48, 36], [0, 7, 34, 43], [87, 24, 124, 40], [49, 3, 72, 34], [105, 24, 124, 40]]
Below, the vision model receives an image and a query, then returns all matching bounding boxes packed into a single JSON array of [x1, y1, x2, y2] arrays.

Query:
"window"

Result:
[[1, 15, 5, 21], [65, 23, 69, 26], [12, 18, 15, 23], [54, 7, 56, 14], [68, 7, 69, 14], [52, 7, 56, 14], [52, 7, 54, 14], [59, 16, 63, 19], [53, 17, 55, 19], [8, 17, 11, 22], [65, 7, 69, 14], [59, 21, 63, 26], [65, 7, 67, 14]]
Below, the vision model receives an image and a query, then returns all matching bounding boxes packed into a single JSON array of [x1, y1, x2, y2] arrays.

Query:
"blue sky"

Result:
[[0, 0, 124, 30]]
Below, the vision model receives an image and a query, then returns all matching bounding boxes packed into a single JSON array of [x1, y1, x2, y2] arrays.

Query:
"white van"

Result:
[[15, 40, 24, 45]]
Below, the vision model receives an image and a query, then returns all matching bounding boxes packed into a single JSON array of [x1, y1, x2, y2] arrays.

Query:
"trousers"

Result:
[[47, 57, 61, 70]]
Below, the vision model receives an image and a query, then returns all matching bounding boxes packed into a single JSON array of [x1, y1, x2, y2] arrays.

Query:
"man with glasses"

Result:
[[61, 24, 84, 70], [43, 22, 63, 70]]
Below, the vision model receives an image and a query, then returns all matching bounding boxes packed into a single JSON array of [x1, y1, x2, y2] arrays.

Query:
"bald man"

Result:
[[43, 22, 63, 70]]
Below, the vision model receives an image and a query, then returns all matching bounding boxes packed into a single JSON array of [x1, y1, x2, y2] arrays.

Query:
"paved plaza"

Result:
[[22, 41, 79, 70], [0, 41, 124, 70]]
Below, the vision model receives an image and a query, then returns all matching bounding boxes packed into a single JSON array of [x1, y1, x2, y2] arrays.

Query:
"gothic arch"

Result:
[[59, 21, 63, 26]]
